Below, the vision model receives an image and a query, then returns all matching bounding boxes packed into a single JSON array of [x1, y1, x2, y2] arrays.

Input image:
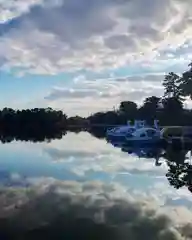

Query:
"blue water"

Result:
[[0, 132, 192, 236], [0, 132, 191, 201]]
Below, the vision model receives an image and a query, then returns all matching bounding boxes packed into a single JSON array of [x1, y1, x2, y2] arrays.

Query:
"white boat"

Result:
[[106, 120, 159, 142], [124, 127, 161, 146]]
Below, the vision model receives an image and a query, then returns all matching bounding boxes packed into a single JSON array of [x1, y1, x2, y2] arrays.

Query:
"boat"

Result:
[[124, 127, 162, 146], [106, 120, 145, 141], [106, 120, 159, 142]]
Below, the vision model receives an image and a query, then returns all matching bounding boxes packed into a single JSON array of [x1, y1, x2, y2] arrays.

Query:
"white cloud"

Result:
[[0, 0, 191, 74], [42, 132, 167, 182], [39, 132, 192, 210], [0, 178, 192, 239], [0, 0, 44, 23], [42, 74, 164, 116]]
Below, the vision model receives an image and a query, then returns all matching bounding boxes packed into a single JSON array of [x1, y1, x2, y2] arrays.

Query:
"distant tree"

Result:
[[138, 96, 161, 123], [161, 72, 185, 125], [119, 101, 137, 113], [163, 72, 183, 100], [163, 72, 179, 97], [163, 97, 183, 112], [143, 96, 161, 110], [88, 111, 120, 125], [160, 97, 184, 125], [0, 107, 67, 143], [179, 62, 192, 99], [119, 101, 138, 120]]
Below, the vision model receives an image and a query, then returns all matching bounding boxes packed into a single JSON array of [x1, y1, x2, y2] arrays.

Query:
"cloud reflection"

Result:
[[0, 179, 191, 239], [0, 132, 191, 239]]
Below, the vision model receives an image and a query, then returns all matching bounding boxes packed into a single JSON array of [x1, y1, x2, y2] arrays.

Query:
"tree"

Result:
[[119, 101, 138, 120], [179, 62, 192, 99], [163, 72, 183, 100], [119, 101, 138, 121], [119, 101, 137, 113], [162, 72, 185, 124], [138, 96, 161, 123], [143, 96, 161, 110], [163, 97, 183, 111]]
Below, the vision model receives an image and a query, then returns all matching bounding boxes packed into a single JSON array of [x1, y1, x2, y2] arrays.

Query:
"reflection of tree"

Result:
[[114, 141, 192, 193], [0, 130, 65, 143], [166, 161, 192, 190], [88, 127, 106, 139], [0, 107, 67, 143], [164, 148, 192, 192], [163, 147, 187, 165]]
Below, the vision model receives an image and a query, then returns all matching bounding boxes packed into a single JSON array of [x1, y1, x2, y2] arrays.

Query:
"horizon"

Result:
[[0, 0, 192, 116]]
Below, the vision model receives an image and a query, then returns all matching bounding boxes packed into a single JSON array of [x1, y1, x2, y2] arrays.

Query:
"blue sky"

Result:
[[0, 0, 192, 116]]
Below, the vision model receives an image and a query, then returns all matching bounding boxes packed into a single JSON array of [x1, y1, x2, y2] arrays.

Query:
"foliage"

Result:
[[163, 72, 181, 99], [0, 108, 67, 142], [179, 62, 192, 99]]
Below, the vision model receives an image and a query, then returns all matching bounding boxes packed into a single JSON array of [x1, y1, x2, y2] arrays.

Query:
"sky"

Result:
[[0, 0, 192, 116]]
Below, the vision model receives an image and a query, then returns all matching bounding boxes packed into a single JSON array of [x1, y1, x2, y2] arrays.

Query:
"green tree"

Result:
[[163, 72, 183, 100], [163, 97, 183, 111], [179, 62, 192, 99], [143, 96, 161, 110], [119, 101, 138, 121], [119, 101, 137, 113], [138, 96, 161, 123]]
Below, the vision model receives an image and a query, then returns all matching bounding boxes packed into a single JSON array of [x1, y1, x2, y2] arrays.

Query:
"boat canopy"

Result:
[[132, 127, 160, 137]]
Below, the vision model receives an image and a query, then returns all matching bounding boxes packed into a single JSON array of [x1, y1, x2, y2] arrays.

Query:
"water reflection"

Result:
[[0, 131, 65, 143], [1, 127, 192, 194], [0, 131, 192, 238], [0, 126, 105, 143], [108, 137, 192, 193]]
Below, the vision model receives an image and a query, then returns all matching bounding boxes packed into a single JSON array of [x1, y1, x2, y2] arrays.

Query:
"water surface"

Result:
[[0, 132, 192, 238]]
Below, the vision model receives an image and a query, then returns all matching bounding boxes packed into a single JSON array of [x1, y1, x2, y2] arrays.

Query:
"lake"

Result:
[[0, 132, 192, 239]]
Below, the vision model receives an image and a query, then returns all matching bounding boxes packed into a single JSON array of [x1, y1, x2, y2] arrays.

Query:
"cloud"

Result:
[[39, 132, 192, 208], [44, 147, 110, 161], [41, 133, 167, 185], [44, 132, 114, 154], [0, 179, 192, 239], [0, 0, 191, 74], [0, 0, 44, 23], [42, 74, 164, 116], [45, 74, 163, 100]]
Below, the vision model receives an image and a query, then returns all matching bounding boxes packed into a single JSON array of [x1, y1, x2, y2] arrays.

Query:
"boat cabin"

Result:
[[132, 128, 160, 138], [111, 126, 136, 134]]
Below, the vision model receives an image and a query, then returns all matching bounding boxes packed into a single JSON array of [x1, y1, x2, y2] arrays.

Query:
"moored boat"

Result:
[[106, 120, 159, 142], [124, 127, 162, 146]]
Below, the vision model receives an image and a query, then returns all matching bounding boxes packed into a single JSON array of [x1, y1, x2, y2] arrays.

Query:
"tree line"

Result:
[[0, 62, 192, 142], [0, 108, 67, 143], [88, 62, 192, 127]]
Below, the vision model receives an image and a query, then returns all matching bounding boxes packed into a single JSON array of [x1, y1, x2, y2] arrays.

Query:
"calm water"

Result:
[[0, 132, 192, 238]]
